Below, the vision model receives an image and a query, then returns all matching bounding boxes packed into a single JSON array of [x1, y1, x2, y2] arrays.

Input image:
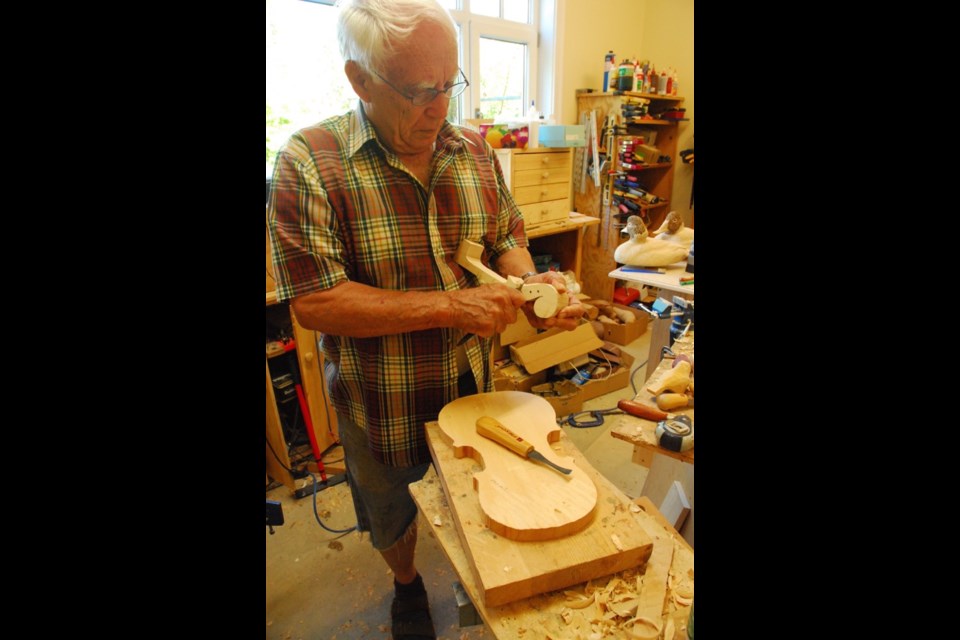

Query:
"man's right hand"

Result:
[[448, 284, 527, 337]]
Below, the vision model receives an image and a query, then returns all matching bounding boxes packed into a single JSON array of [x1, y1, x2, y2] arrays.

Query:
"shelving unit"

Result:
[[574, 91, 687, 301], [266, 230, 340, 492]]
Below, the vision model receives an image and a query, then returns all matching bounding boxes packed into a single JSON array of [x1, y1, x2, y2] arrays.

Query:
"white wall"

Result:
[[555, 0, 694, 227]]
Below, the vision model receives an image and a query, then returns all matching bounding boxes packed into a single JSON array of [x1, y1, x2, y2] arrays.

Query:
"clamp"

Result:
[[563, 408, 622, 428], [455, 240, 567, 318]]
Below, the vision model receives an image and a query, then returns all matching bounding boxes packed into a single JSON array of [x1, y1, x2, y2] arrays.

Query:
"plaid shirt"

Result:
[[267, 105, 527, 467]]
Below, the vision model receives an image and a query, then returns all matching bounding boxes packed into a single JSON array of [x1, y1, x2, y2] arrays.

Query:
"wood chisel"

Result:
[[476, 416, 572, 475]]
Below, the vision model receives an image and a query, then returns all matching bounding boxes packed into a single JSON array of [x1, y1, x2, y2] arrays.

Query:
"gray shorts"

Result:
[[338, 412, 431, 550]]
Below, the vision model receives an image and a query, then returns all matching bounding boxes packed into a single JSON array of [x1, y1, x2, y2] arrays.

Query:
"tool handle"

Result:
[[476, 416, 535, 458], [617, 399, 669, 421]]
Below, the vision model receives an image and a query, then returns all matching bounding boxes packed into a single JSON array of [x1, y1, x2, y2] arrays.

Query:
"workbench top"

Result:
[[610, 333, 695, 465], [608, 261, 694, 296], [410, 424, 694, 638]]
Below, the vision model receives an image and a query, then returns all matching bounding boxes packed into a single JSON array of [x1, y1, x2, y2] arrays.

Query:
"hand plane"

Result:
[[455, 239, 567, 318]]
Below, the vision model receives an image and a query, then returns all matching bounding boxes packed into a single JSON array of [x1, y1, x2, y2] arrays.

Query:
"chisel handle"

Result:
[[617, 399, 669, 421], [476, 416, 535, 458]]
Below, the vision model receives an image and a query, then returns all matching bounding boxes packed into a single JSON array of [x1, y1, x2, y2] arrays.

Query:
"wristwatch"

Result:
[[520, 271, 538, 281]]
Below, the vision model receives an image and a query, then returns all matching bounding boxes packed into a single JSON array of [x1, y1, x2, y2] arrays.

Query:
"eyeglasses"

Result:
[[371, 68, 469, 106]]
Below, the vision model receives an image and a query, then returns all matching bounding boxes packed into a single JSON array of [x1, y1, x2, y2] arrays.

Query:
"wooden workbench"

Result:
[[611, 332, 694, 468], [409, 429, 694, 638]]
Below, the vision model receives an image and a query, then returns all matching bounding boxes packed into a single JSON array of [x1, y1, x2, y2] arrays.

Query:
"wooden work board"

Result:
[[410, 469, 695, 639], [611, 333, 695, 466], [426, 393, 653, 608]]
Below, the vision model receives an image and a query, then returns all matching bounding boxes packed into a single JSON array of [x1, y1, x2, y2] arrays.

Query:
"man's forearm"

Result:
[[291, 281, 454, 337]]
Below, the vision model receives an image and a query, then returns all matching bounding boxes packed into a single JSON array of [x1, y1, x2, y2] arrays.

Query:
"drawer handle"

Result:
[[542, 171, 550, 179], [540, 189, 548, 196], [541, 157, 550, 165]]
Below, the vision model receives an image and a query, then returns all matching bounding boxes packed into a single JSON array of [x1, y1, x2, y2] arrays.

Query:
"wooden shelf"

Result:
[[608, 200, 669, 213], [623, 119, 676, 126], [615, 162, 671, 171], [526, 211, 599, 239], [592, 91, 683, 103]]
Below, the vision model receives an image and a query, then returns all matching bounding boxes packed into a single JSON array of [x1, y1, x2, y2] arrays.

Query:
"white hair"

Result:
[[336, 0, 457, 74]]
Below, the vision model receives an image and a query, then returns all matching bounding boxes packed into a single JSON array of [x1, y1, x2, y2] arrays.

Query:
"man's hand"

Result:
[[520, 271, 584, 331], [448, 284, 527, 337]]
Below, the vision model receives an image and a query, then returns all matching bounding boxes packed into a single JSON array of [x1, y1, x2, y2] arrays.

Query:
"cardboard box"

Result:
[[579, 350, 635, 402], [531, 380, 583, 417], [601, 304, 649, 345], [636, 144, 660, 164], [539, 124, 586, 148], [480, 123, 529, 149], [509, 323, 604, 374], [492, 362, 547, 393]]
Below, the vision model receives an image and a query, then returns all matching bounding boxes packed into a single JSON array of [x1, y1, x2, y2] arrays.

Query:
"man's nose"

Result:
[[423, 92, 450, 117]]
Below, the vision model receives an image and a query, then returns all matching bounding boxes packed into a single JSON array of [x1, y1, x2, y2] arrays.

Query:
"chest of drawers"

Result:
[[496, 147, 573, 234]]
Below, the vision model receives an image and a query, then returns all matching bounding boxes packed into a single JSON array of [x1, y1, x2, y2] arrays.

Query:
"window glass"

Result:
[[471, 0, 499, 17], [478, 37, 526, 120], [266, 0, 353, 178], [503, 0, 529, 23]]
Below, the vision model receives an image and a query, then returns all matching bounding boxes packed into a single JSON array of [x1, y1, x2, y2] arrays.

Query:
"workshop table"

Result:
[[608, 261, 693, 297], [610, 332, 695, 470], [409, 422, 694, 639]]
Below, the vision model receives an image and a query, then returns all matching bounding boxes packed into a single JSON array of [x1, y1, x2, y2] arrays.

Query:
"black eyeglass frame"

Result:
[[371, 68, 469, 106]]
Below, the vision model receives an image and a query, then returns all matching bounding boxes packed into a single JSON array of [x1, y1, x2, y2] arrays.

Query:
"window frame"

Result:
[[449, 1, 539, 122]]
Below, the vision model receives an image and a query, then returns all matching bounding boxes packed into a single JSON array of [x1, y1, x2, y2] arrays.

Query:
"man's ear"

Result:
[[345, 61, 373, 102]]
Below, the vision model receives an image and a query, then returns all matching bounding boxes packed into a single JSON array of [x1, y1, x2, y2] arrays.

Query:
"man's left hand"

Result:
[[520, 271, 584, 331]]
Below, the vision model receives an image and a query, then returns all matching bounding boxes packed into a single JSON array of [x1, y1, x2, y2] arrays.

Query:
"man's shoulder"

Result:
[[296, 111, 354, 141], [286, 109, 371, 158]]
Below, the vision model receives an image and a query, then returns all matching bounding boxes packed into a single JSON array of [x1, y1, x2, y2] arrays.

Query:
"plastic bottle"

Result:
[[617, 59, 634, 91], [657, 68, 668, 95], [649, 66, 658, 95], [603, 50, 616, 92], [672, 72, 679, 96], [633, 61, 644, 94], [527, 100, 541, 148], [528, 100, 540, 121], [666, 68, 673, 95]]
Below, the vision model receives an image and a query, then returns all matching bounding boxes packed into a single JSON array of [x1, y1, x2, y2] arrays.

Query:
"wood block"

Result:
[[427, 392, 653, 608], [633, 537, 675, 635], [438, 393, 598, 541], [408, 469, 693, 639]]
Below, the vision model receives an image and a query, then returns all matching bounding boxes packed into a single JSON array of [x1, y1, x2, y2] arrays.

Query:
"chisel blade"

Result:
[[528, 450, 572, 475]]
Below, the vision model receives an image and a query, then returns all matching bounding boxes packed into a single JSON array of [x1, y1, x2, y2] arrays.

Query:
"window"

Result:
[[266, 0, 352, 177], [266, 0, 541, 177]]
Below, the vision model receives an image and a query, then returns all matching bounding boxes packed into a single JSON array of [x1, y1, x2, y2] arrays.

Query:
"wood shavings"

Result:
[[503, 566, 512, 572], [626, 615, 660, 638], [672, 592, 692, 607], [560, 607, 573, 625], [563, 591, 596, 609], [433, 515, 443, 526], [630, 503, 641, 513], [664, 617, 675, 640], [611, 534, 624, 551]]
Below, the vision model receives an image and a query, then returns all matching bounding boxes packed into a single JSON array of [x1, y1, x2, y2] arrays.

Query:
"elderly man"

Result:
[[267, 0, 582, 636]]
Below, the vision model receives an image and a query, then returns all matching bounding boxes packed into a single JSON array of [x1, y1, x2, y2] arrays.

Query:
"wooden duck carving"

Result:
[[651, 211, 694, 248], [614, 215, 689, 267]]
